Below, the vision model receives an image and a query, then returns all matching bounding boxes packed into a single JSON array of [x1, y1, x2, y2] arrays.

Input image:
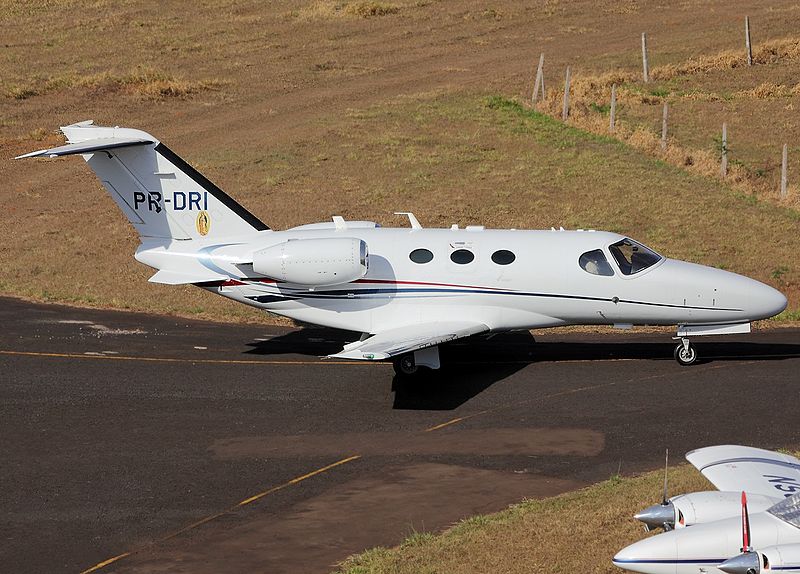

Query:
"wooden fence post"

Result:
[[721, 122, 728, 177], [661, 102, 668, 149], [781, 143, 788, 199], [532, 53, 545, 104], [562, 66, 571, 121], [610, 84, 617, 132], [540, 57, 546, 100], [642, 32, 650, 83], [745, 16, 753, 66]]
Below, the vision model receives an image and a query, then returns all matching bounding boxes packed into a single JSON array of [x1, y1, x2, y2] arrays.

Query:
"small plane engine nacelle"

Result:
[[252, 237, 368, 287], [754, 544, 800, 574], [668, 491, 777, 529], [720, 544, 800, 574]]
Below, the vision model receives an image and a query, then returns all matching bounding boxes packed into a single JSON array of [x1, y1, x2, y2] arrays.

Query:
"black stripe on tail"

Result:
[[155, 143, 269, 231]]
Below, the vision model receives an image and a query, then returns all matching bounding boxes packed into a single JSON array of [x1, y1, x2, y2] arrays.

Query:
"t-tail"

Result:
[[16, 120, 270, 284]]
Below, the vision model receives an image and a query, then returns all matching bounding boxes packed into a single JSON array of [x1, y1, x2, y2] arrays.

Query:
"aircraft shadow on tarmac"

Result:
[[244, 330, 800, 410]]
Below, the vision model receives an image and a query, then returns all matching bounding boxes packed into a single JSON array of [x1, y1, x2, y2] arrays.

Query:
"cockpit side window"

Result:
[[578, 249, 615, 276], [609, 238, 662, 275]]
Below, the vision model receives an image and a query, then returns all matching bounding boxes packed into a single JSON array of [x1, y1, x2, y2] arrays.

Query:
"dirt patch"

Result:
[[210, 427, 605, 458], [113, 463, 582, 574]]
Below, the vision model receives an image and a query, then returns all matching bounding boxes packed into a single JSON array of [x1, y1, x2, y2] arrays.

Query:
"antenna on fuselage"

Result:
[[394, 212, 422, 229]]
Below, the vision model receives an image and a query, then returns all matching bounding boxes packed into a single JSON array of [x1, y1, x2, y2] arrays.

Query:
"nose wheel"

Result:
[[673, 338, 697, 366]]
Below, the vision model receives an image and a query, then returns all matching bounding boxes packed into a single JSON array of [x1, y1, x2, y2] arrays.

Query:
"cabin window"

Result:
[[609, 238, 662, 275], [450, 249, 475, 264], [579, 249, 615, 276], [409, 248, 434, 264], [491, 250, 516, 265]]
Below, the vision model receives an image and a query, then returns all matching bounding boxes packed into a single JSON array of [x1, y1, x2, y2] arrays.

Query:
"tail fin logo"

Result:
[[196, 211, 210, 236]]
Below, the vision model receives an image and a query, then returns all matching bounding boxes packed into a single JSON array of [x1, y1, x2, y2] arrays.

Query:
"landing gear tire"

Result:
[[393, 353, 419, 377], [673, 342, 698, 366]]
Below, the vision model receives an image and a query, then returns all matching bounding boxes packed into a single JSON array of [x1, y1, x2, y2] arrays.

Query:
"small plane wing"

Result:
[[15, 137, 154, 159], [329, 320, 489, 361], [686, 445, 800, 499]]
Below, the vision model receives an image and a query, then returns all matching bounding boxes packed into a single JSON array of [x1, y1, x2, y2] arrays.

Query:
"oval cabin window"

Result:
[[491, 250, 516, 265], [409, 248, 434, 264], [450, 249, 475, 264]]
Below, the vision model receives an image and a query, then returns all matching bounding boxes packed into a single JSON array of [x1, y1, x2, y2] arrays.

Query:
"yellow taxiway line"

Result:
[[0, 349, 385, 366], [79, 455, 361, 574]]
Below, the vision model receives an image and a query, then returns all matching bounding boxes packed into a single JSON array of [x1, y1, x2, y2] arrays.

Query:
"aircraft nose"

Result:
[[746, 279, 788, 320], [612, 535, 678, 573]]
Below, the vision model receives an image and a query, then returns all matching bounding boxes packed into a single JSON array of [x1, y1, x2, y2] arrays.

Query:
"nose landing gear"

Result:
[[673, 337, 697, 366]]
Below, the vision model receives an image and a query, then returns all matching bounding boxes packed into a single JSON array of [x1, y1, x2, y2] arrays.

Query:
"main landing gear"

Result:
[[673, 337, 698, 366], [392, 346, 441, 377], [393, 353, 419, 376]]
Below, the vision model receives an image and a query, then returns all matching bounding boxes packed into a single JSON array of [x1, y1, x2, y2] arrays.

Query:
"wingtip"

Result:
[[14, 149, 47, 160]]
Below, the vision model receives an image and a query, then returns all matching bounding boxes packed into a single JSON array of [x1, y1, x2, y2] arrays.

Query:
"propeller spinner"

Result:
[[718, 492, 762, 574], [635, 449, 677, 531]]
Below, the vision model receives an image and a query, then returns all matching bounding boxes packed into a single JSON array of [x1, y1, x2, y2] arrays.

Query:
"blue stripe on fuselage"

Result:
[[239, 283, 741, 312], [612, 558, 725, 565]]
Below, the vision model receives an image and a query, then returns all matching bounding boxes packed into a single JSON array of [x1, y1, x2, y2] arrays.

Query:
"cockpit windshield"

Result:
[[608, 238, 662, 275], [768, 492, 800, 529]]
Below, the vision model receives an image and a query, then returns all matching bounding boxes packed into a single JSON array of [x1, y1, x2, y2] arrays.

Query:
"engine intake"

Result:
[[252, 237, 368, 286]]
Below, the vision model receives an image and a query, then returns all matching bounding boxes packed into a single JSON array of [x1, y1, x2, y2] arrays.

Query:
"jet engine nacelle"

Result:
[[671, 491, 777, 528], [252, 237, 368, 287]]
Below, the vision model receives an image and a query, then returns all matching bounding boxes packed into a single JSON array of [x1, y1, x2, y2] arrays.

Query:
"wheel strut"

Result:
[[672, 337, 698, 366]]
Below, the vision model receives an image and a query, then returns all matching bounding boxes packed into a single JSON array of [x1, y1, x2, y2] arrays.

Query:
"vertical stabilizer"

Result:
[[18, 121, 269, 241]]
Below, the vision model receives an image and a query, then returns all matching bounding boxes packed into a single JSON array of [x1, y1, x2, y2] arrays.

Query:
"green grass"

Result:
[[484, 95, 618, 146], [775, 309, 800, 321]]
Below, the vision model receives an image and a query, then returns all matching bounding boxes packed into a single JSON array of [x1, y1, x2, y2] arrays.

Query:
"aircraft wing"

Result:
[[686, 445, 800, 499], [328, 321, 489, 361]]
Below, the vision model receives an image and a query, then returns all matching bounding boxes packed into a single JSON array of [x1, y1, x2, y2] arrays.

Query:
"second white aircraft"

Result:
[[18, 122, 788, 374], [615, 445, 800, 574]]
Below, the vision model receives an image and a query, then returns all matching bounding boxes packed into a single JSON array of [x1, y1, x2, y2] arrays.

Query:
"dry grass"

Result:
[[293, 1, 400, 20], [4, 67, 223, 101], [530, 37, 800, 217], [335, 463, 713, 573], [651, 38, 800, 80]]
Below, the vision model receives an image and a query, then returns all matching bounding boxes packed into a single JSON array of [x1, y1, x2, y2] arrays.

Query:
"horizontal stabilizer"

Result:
[[149, 269, 227, 285], [329, 320, 489, 361], [15, 137, 154, 159]]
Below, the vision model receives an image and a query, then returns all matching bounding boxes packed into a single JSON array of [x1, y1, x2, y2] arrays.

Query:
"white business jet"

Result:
[[18, 122, 788, 375], [614, 445, 800, 574]]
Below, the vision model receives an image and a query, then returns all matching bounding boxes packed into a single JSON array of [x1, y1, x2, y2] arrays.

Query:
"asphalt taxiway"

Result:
[[1, 296, 799, 574]]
